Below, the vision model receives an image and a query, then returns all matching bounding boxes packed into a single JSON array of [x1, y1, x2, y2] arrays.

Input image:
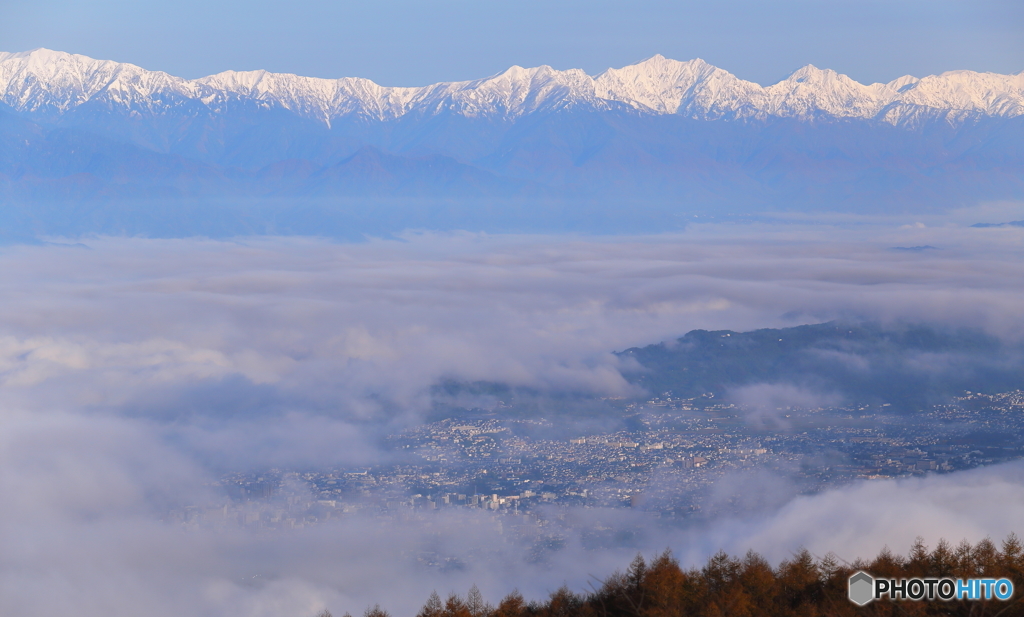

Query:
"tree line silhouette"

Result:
[[326, 534, 1024, 617]]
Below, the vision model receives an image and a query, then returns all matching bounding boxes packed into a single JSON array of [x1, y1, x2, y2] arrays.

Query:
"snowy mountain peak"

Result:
[[1, 49, 1022, 125], [199, 69, 273, 93], [886, 75, 921, 92], [761, 64, 892, 118], [594, 55, 754, 115], [469, 64, 599, 114], [784, 64, 843, 83], [0, 47, 200, 115], [623, 54, 714, 75]]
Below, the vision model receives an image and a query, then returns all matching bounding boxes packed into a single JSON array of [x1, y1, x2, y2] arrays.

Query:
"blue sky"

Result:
[[4, 0, 1022, 86]]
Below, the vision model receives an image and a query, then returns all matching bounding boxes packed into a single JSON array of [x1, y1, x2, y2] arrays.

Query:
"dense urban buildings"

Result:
[[179, 390, 1024, 533]]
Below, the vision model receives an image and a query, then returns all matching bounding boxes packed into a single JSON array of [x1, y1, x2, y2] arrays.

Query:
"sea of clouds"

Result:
[[3, 210, 1024, 616]]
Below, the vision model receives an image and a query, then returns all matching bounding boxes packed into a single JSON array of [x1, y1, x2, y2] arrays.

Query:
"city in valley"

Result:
[[171, 390, 1024, 533]]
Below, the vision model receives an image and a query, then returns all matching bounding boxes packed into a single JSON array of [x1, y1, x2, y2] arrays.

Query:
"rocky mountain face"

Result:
[[3, 49, 1022, 123], [0, 49, 1022, 237]]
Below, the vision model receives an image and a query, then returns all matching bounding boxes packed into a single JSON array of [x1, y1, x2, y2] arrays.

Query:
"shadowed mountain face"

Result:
[[432, 323, 1024, 420], [1, 50, 1023, 236], [618, 323, 1024, 411]]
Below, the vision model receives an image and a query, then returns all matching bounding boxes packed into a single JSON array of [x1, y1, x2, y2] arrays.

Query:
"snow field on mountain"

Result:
[[2, 48, 1022, 125]]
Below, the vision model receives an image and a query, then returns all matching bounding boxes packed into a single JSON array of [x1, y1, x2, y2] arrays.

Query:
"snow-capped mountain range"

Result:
[[1, 48, 1022, 125], [0, 49, 1022, 238]]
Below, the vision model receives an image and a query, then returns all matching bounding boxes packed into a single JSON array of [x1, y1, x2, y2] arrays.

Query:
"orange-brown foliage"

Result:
[[405, 535, 1024, 617]]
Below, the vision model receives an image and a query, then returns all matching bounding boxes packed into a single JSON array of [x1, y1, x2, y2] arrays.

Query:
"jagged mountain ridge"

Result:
[[1, 48, 1022, 125], [0, 49, 1022, 238]]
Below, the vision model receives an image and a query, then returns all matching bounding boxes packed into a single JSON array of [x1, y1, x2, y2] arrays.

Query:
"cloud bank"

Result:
[[2, 220, 1024, 615]]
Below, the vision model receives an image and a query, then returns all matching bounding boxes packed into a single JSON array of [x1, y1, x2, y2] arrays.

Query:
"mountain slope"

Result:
[[0, 49, 1022, 237], [619, 322, 1024, 409], [2, 49, 1022, 125]]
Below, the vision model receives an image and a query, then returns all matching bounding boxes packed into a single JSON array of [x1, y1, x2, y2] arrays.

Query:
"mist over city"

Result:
[[0, 218, 1022, 615]]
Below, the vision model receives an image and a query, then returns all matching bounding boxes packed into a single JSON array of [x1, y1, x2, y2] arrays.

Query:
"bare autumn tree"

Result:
[[364, 604, 391, 617], [906, 537, 930, 578], [1002, 533, 1024, 582], [930, 538, 956, 578], [467, 585, 492, 617], [418, 592, 444, 617]]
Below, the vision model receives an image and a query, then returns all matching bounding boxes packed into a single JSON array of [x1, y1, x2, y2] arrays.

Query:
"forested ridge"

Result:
[[332, 535, 1024, 617]]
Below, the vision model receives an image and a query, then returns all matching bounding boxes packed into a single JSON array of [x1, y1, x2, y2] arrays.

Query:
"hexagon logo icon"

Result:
[[849, 571, 875, 606]]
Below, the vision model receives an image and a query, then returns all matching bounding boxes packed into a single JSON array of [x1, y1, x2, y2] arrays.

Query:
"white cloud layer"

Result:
[[2, 221, 1024, 615]]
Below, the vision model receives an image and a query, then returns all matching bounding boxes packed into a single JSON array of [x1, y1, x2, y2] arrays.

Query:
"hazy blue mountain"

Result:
[[2, 49, 1023, 236], [428, 323, 1024, 421], [619, 323, 1024, 410]]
